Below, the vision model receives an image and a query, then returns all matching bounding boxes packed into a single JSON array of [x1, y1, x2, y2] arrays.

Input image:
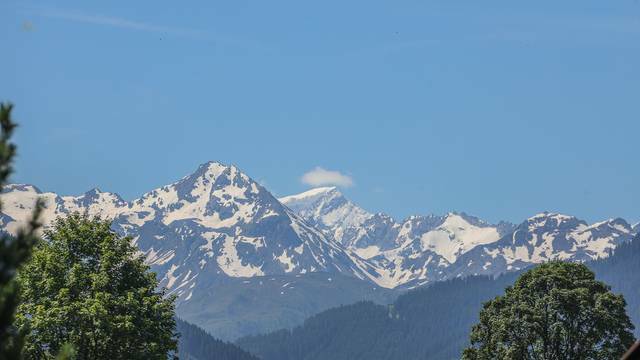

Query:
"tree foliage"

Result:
[[463, 261, 635, 360], [16, 214, 178, 359], [0, 103, 43, 358]]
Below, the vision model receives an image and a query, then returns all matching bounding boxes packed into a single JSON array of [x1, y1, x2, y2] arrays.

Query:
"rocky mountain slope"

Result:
[[1, 162, 383, 296], [444, 213, 635, 281], [281, 187, 636, 288]]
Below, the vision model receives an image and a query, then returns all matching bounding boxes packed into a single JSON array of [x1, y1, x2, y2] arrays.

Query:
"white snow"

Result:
[[354, 245, 380, 259], [279, 187, 373, 245], [276, 250, 296, 272], [165, 264, 180, 288], [216, 235, 265, 277], [278, 187, 337, 203], [418, 214, 501, 263]]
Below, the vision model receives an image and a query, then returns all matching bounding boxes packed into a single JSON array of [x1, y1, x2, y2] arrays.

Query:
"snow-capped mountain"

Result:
[[0, 184, 127, 235], [365, 213, 515, 287], [436, 212, 636, 282], [279, 187, 515, 286], [280, 187, 635, 288], [279, 187, 369, 245], [392, 213, 513, 264], [278, 187, 514, 267], [421, 210, 633, 284], [0, 162, 383, 301], [279, 187, 399, 255]]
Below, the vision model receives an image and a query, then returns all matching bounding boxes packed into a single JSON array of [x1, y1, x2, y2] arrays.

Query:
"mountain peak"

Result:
[[1, 184, 42, 194], [444, 212, 490, 227], [279, 186, 377, 249], [200, 160, 228, 167], [528, 212, 576, 222], [585, 218, 632, 233], [191, 161, 231, 179], [78, 187, 126, 206], [525, 212, 584, 232], [279, 187, 339, 204]]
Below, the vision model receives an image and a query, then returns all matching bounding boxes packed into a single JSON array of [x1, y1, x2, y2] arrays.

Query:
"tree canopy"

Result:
[[16, 214, 178, 359], [0, 103, 43, 358], [463, 261, 635, 360]]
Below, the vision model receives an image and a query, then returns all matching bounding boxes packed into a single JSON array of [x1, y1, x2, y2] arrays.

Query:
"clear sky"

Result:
[[1, 0, 639, 224]]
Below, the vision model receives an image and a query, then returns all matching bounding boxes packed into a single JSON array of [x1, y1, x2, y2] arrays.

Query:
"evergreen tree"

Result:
[[463, 261, 635, 360], [0, 103, 43, 358], [590, 234, 640, 338], [176, 318, 258, 360], [16, 214, 178, 360]]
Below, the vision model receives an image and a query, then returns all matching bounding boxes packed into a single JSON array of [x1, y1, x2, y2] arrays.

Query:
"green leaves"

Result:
[[55, 344, 76, 360], [0, 103, 17, 184], [16, 214, 178, 359], [463, 262, 636, 360], [0, 103, 43, 359]]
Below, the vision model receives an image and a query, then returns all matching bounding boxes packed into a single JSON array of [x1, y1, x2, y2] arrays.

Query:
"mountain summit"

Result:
[[279, 186, 395, 251]]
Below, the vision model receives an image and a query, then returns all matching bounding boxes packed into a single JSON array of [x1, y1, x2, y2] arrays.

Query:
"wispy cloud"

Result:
[[40, 9, 204, 37], [32, 8, 274, 51], [301, 167, 354, 188]]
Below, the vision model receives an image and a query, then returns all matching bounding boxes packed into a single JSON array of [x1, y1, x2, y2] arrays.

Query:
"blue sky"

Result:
[[1, 0, 639, 224]]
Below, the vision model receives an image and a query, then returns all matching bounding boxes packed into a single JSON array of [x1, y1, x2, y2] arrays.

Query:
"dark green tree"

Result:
[[463, 261, 635, 360], [176, 318, 258, 360], [0, 103, 43, 358], [16, 214, 178, 359]]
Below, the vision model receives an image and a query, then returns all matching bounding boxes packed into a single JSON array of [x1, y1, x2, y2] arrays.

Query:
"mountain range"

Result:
[[0, 161, 636, 339], [279, 185, 636, 288]]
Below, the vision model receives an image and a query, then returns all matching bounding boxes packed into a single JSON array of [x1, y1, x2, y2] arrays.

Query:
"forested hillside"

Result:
[[591, 236, 640, 336], [177, 318, 258, 360], [237, 273, 522, 360], [237, 236, 640, 360]]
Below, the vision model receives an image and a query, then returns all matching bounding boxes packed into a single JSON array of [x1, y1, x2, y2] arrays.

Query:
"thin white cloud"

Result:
[[40, 10, 204, 37], [32, 8, 273, 51], [301, 167, 354, 188]]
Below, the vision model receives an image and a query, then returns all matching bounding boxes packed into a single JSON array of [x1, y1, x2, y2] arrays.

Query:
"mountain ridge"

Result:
[[280, 187, 636, 288], [3, 163, 636, 291], [1, 161, 636, 338]]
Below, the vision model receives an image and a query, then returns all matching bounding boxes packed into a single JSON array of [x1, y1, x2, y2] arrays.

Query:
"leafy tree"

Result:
[[16, 214, 178, 359], [463, 261, 635, 360], [0, 103, 43, 358]]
